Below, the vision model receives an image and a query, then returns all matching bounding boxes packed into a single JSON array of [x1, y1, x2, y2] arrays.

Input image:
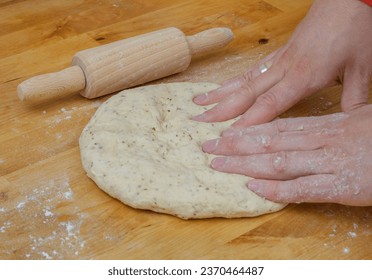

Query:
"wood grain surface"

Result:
[[1, 0, 371, 260]]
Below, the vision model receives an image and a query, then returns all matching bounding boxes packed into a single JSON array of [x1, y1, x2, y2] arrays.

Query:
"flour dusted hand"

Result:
[[202, 105, 372, 206], [79, 83, 285, 219]]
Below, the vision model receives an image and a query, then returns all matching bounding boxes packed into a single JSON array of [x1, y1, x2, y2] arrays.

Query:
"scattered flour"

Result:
[[310, 97, 334, 116], [342, 247, 350, 254], [26, 213, 86, 259], [347, 231, 357, 238], [23, 173, 74, 205], [63, 189, 73, 200], [1, 172, 87, 259], [46, 101, 102, 127], [43, 207, 54, 218], [318, 207, 371, 258], [329, 224, 338, 237], [0, 221, 12, 233], [16, 201, 26, 210], [41, 251, 52, 260], [0, 101, 106, 259]]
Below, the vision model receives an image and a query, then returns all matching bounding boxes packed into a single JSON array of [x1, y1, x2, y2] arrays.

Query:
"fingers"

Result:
[[340, 64, 370, 112], [231, 61, 314, 127], [192, 76, 243, 106], [202, 116, 345, 156], [246, 174, 340, 203], [193, 49, 280, 106], [192, 63, 284, 122], [222, 113, 347, 137], [209, 149, 335, 180], [192, 49, 286, 122], [191, 89, 256, 122], [246, 173, 369, 205], [203, 130, 332, 155]]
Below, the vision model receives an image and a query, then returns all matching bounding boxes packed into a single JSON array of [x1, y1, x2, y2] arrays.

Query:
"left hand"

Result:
[[192, 0, 372, 128], [201, 105, 372, 206]]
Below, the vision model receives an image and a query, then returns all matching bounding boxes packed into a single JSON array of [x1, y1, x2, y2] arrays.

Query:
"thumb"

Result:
[[340, 65, 370, 112]]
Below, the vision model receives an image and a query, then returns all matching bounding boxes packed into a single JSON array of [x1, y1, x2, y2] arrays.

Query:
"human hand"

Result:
[[193, 0, 372, 127], [201, 105, 372, 206]]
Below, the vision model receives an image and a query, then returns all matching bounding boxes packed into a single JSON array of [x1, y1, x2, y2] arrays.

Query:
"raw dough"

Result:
[[79, 83, 285, 219]]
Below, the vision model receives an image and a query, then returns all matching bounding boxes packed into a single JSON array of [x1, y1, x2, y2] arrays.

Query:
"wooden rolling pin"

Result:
[[17, 27, 233, 101]]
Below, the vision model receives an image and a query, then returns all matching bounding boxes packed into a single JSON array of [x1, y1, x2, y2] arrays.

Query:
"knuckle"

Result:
[[242, 83, 256, 97], [291, 59, 315, 90], [274, 118, 288, 133], [239, 79, 257, 98], [256, 92, 279, 112], [228, 134, 243, 154], [255, 134, 272, 152], [293, 58, 311, 76], [242, 70, 255, 83], [323, 146, 344, 160], [270, 151, 287, 173], [222, 133, 245, 155]]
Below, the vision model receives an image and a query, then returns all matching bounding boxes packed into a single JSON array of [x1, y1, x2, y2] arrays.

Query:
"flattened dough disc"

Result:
[[79, 83, 286, 219]]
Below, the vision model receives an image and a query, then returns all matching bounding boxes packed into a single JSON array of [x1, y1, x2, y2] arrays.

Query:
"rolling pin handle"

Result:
[[17, 65, 86, 102], [186, 27, 234, 56]]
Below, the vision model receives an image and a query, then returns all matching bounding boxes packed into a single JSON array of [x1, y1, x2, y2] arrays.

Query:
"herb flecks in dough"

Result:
[[79, 83, 285, 219]]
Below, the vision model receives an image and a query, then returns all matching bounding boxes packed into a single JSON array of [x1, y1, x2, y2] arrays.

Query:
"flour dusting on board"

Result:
[[1, 99, 106, 259], [46, 101, 102, 127], [0, 172, 88, 259], [318, 205, 371, 257], [0, 221, 12, 233], [27, 212, 86, 259]]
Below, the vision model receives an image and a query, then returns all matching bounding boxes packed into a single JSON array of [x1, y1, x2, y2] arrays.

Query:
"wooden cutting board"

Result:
[[0, 0, 371, 260]]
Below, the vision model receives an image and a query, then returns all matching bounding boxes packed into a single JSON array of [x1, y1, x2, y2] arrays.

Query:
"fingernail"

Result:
[[193, 93, 207, 104], [191, 113, 205, 121], [211, 157, 226, 169], [202, 139, 219, 153], [247, 180, 263, 195]]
